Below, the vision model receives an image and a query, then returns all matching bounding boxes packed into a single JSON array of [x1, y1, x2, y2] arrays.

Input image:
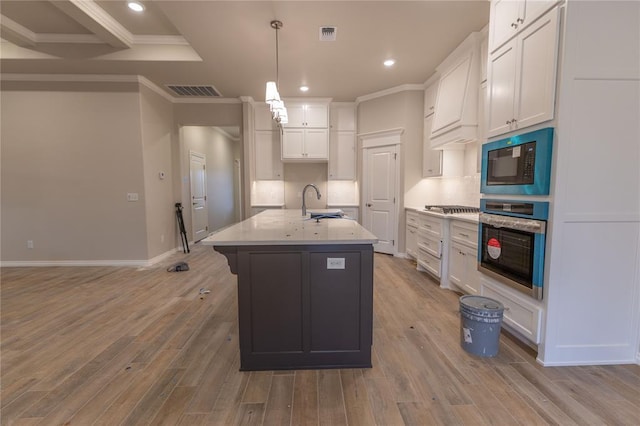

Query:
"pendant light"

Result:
[[265, 20, 287, 125]]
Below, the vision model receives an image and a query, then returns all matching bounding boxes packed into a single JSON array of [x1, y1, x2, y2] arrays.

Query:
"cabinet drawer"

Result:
[[417, 232, 441, 258], [450, 220, 478, 248], [481, 279, 542, 344], [417, 249, 441, 278], [406, 211, 420, 227], [419, 214, 443, 238]]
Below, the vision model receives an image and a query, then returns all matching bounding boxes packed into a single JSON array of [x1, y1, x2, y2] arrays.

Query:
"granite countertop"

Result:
[[405, 206, 479, 224], [201, 209, 378, 246]]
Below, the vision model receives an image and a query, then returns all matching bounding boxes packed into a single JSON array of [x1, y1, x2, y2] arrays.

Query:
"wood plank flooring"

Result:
[[2, 244, 639, 425]]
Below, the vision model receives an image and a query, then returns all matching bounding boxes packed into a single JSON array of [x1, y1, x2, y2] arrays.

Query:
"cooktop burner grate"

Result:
[[424, 205, 480, 214]]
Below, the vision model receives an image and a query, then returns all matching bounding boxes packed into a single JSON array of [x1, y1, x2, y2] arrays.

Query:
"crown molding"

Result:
[[355, 84, 424, 104], [0, 14, 36, 47]]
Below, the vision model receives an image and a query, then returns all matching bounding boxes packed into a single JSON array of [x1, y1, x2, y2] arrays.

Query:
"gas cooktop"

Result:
[[424, 205, 480, 214]]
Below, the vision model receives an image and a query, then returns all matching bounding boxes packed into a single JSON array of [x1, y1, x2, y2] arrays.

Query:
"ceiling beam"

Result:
[[50, 0, 133, 48], [0, 15, 36, 47]]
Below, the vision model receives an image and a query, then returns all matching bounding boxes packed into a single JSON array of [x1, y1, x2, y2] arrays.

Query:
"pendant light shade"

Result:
[[265, 20, 286, 125]]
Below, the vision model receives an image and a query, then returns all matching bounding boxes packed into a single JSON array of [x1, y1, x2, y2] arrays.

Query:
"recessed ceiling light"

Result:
[[128, 1, 144, 12], [299, 86, 309, 92], [384, 59, 396, 67]]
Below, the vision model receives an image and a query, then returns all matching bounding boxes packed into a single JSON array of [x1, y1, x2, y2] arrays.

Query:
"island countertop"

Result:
[[201, 209, 378, 246]]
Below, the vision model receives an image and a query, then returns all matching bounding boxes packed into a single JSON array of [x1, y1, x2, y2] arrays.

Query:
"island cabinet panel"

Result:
[[222, 244, 373, 371], [247, 252, 303, 353]]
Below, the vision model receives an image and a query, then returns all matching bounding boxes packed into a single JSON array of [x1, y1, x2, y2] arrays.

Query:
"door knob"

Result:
[[366, 203, 372, 207]]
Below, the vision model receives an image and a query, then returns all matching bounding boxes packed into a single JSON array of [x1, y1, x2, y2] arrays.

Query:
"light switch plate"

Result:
[[327, 257, 345, 269]]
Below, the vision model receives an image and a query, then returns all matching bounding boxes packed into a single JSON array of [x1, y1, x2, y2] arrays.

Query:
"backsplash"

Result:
[[406, 174, 481, 208]]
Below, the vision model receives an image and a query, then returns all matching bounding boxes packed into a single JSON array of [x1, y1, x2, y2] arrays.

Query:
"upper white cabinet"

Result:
[[329, 103, 356, 180], [431, 32, 482, 148], [489, 0, 558, 53], [254, 130, 283, 180], [282, 100, 330, 161], [282, 128, 328, 160], [487, 6, 560, 137], [330, 103, 356, 131], [284, 102, 329, 128], [329, 132, 356, 179], [422, 114, 443, 178], [423, 83, 438, 118]]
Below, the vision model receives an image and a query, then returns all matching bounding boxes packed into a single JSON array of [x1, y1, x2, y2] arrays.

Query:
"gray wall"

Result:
[[1, 84, 150, 262], [181, 126, 239, 234], [357, 89, 424, 252]]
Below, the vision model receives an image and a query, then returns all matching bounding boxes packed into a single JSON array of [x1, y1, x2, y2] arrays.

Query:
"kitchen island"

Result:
[[201, 209, 378, 371]]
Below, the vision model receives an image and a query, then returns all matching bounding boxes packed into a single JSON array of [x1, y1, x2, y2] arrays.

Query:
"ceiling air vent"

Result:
[[166, 85, 221, 97], [319, 26, 337, 41]]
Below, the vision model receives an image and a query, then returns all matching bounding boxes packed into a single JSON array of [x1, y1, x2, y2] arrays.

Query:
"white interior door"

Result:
[[363, 145, 397, 254], [190, 151, 208, 242]]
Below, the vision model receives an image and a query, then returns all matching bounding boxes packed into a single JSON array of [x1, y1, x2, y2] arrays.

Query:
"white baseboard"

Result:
[[0, 247, 180, 268]]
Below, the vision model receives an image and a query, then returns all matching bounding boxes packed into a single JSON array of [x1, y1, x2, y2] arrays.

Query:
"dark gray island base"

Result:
[[214, 243, 374, 371]]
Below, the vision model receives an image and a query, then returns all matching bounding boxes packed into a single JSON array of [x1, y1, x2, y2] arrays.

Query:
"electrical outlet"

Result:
[[327, 257, 345, 269], [27, 240, 34, 249], [127, 193, 139, 202]]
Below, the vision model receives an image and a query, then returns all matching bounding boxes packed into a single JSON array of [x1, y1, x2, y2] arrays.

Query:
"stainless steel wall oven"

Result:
[[478, 200, 549, 300]]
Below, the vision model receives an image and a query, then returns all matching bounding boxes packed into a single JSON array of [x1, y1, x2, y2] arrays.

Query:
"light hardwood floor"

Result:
[[2, 244, 639, 425]]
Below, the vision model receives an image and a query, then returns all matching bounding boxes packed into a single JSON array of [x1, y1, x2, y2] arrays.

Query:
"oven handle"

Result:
[[480, 213, 546, 234]]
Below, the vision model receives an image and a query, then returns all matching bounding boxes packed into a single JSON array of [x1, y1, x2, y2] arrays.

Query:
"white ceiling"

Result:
[[0, 1, 490, 101]]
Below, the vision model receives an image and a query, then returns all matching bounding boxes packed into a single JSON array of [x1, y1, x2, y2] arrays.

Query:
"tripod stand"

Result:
[[175, 203, 190, 253]]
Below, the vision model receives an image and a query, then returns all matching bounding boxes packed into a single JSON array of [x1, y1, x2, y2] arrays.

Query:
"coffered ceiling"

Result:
[[0, 1, 490, 101]]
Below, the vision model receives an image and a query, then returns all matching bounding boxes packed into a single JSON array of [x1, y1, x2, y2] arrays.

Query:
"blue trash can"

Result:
[[459, 295, 504, 357]]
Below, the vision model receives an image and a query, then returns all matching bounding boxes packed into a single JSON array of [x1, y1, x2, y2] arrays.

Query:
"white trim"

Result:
[[0, 14, 36, 46], [0, 73, 245, 104], [0, 247, 180, 268], [132, 35, 190, 45], [137, 76, 174, 102], [35, 33, 103, 44], [355, 84, 424, 103], [358, 128, 404, 149]]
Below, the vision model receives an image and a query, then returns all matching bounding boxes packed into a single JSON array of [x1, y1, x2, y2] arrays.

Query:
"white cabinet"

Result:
[[431, 32, 482, 148], [422, 115, 443, 178], [330, 103, 356, 131], [417, 214, 444, 279], [329, 103, 356, 180], [482, 277, 542, 344], [423, 83, 437, 118], [254, 131, 283, 179], [282, 100, 330, 161], [406, 211, 419, 259], [489, 0, 558, 53], [448, 220, 480, 295], [487, 7, 560, 138], [329, 132, 356, 179], [282, 129, 328, 160], [284, 103, 329, 128]]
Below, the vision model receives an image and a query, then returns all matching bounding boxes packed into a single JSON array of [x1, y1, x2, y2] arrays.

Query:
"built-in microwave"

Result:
[[481, 128, 553, 195]]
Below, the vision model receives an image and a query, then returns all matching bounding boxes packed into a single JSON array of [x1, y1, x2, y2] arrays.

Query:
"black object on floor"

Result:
[[168, 261, 189, 272], [175, 202, 190, 253]]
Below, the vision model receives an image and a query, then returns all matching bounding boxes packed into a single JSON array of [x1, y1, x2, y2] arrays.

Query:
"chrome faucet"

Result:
[[301, 184, 321, 216]]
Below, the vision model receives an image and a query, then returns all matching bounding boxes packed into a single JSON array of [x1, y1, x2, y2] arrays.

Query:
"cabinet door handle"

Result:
[[511, 22, 518, 29], [516, 17, 524, 24], [366, 203, 372, 207], [459, 233, 469, 238]]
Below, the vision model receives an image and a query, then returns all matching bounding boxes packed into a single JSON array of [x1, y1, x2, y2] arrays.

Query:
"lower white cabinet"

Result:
[[406, 210, 419, 259], [282, 129, 328, 160], [449, 241, 480, 295], [482, 278, 542, 344]]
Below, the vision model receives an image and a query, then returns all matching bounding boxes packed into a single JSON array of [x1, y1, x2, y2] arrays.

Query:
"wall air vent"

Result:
[[319, 26, 337, 41], [166, 85, 221, 97]]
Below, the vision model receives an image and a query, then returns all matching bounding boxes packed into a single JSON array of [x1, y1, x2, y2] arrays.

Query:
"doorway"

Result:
[[182, 126, 243, 242], [362, 144, 399, 255]]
